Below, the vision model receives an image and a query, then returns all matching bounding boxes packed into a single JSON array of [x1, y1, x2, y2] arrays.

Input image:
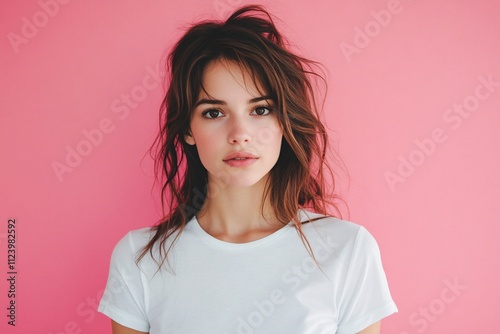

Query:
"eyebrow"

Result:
[[194, 95, 273, 108]]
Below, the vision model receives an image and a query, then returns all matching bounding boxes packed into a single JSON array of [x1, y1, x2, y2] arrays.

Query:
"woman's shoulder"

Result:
[[127, 226, 156, 244], [110, 226, 155, 259], [111, 223, 188, 260], [298, 209, 375, 249], [299, 209, 362, 233]]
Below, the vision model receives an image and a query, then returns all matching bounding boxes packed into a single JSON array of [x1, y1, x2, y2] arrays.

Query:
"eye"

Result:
[[202, 108, 224, 119], [252, 105, 272, 116]]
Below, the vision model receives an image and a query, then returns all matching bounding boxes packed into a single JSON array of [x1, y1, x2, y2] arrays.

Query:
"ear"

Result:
[[184, 131, 195, 145]]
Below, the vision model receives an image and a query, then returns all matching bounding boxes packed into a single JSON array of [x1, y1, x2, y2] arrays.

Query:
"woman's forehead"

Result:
[[198, 59, 269, 100]]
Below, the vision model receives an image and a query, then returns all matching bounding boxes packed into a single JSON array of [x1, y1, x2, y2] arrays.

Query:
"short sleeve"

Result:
[[337, 226, 398, 334], [98, 232, 150, 332]]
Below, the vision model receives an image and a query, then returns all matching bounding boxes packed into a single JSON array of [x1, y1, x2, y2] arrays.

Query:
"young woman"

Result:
[[98, 5, 398, 334]]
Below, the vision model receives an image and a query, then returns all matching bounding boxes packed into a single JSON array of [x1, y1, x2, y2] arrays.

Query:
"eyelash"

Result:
[[201, 105, 273, 119]]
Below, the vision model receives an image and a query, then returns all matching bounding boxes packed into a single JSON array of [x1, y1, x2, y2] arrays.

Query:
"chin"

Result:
[[209, 172, 270, 190], [227, 176, 267, 188]]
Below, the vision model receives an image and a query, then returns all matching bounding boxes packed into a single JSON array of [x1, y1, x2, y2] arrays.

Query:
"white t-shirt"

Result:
[[98, 209, 398, 333]]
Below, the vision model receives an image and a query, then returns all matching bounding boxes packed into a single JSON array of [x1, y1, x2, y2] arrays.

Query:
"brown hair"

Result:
[[138, 5, 345, 269]]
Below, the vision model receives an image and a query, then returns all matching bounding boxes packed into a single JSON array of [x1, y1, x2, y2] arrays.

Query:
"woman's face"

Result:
[[185, 59, 283, 190]]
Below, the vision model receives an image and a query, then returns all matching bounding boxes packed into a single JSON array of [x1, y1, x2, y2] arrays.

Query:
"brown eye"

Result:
[[202, 109, 223, 119], [252, 106, 272, 116]]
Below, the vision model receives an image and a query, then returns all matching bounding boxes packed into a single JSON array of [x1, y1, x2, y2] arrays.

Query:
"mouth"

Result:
[[223, 152, 259, 161], [225, 157, 255, 161], [223, 152, 259, 167]]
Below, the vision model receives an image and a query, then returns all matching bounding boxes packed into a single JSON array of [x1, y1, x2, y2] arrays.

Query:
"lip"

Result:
[[223, 151, 259, 161], [223, 151, 259, 167]]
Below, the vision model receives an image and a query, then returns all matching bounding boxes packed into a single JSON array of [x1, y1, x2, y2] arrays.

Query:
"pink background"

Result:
[[1, 0, 499, 333]]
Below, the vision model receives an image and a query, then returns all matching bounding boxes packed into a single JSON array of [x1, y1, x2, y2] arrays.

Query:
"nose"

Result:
[[227, 116, 252, 144]]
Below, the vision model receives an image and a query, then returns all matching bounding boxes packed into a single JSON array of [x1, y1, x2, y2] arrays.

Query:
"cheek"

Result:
[[273, 136, 283, 156], [196, 141, 215, 160], [194, 139, 223, 170], [254, 120, 282, 148]]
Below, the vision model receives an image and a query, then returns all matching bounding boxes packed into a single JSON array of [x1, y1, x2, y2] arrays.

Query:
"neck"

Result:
[[196, 175, 283, 241]]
